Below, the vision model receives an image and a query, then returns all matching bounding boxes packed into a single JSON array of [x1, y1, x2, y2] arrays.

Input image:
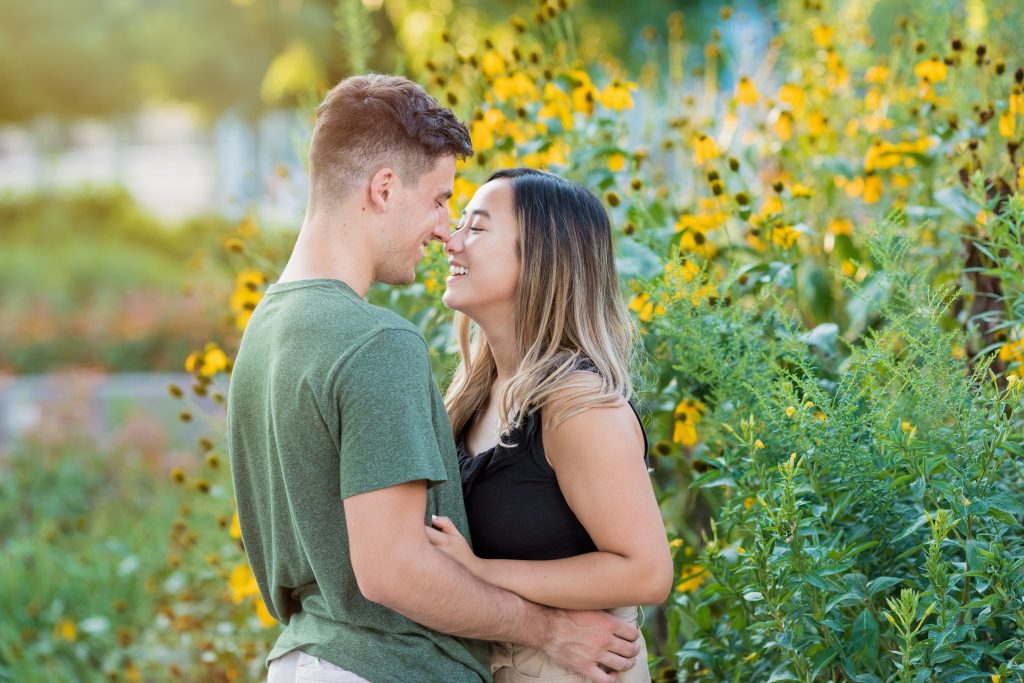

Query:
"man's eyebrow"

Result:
[[438, 189, 453, 201]]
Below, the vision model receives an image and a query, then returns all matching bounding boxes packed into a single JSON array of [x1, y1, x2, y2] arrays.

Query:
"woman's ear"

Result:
[[368, 167, 397, 212]]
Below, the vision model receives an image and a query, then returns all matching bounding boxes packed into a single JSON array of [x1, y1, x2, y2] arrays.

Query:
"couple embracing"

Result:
[[227, 74, 673, 683]]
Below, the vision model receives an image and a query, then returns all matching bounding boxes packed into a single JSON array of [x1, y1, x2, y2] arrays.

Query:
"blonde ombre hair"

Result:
[[444, 168, 637, 444]]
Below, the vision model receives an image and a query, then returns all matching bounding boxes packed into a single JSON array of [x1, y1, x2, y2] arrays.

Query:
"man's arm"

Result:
[[344, 481, 640, 683]]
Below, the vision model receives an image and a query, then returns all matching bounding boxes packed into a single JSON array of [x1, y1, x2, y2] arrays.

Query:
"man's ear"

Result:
[[368, 167, 398, 212]]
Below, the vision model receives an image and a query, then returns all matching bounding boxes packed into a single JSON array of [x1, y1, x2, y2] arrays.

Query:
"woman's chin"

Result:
[[441, 292, 460, 311]]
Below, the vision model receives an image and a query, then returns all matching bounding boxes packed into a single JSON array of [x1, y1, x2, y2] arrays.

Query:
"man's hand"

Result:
[[543, 608, 640, 683]]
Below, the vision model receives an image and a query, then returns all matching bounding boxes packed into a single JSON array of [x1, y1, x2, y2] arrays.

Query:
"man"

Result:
[[227, 74, 640, 683]]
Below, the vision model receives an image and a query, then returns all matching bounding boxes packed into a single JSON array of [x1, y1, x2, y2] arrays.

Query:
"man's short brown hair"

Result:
[[309, 74, 473, 205]]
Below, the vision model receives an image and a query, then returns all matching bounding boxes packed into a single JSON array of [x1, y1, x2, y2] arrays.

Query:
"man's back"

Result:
[[227, 278, 490, 682]]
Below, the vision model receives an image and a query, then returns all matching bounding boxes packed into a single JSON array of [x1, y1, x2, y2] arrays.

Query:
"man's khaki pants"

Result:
[[267, 650, 371, 683]]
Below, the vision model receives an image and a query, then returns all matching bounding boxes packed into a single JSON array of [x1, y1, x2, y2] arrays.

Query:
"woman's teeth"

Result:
[[450, 265, 469, 276]]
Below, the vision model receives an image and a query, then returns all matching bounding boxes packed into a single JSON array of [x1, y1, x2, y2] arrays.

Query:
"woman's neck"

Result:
[[476, 317, 518, 385]]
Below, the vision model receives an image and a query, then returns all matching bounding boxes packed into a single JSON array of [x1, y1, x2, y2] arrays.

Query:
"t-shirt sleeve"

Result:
[[335, 328, 449, 499]]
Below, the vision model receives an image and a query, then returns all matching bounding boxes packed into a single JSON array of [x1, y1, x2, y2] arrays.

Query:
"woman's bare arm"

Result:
[[431, 385, 673, 610]]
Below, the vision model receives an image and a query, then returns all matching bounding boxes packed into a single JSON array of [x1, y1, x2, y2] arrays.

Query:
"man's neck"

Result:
[[278, 206, 375, 298]]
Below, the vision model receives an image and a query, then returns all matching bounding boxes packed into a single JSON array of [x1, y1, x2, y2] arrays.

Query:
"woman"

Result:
[[428, 168, 673, 682]]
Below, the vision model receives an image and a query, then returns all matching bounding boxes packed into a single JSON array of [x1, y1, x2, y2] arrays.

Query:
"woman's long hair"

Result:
[[444, 168, 638, 444]]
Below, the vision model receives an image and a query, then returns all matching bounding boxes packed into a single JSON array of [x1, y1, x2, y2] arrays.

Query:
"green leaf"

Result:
[[891, 515, 928, 543], [614, 236, 661, 279], [852, 608, 880, 670], [984, 492, 1024, 516], [866, 576, 904, 596]]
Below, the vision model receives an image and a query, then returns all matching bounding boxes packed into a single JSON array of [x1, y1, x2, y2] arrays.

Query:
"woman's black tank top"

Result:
[[457, 400, 649, 561]]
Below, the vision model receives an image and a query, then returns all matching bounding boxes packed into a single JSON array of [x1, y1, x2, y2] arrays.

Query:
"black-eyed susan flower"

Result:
[[693, 133, 719, 164], [914, 56, 948, 83], [673, 398, 707, 446], [600, 80, 637, 111]]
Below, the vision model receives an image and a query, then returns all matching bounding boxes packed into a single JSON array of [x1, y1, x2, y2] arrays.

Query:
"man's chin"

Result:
[[376, 270, 416, 287]]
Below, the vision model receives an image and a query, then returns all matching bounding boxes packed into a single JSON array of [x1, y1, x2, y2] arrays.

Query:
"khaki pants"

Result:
[[491, 606, 651, 683], [267, 650, 371, 683]]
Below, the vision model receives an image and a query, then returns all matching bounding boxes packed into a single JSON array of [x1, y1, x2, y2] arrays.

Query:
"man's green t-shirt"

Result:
[[227, 278, 490, 682]]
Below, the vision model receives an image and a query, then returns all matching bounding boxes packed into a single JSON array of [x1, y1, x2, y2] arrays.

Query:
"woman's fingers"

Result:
[[425, 527, 447, 545], [430, 515, 458, 533]]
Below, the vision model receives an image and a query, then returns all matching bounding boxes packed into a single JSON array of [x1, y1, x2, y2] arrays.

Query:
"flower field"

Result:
[[5, 0, 1024, 681]]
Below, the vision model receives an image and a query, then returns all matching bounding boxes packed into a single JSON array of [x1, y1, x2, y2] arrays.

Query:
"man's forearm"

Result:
[[370, 538, 552, 647]]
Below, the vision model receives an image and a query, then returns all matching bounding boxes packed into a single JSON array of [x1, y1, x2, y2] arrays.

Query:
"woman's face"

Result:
[[442, 178, 520, 323]]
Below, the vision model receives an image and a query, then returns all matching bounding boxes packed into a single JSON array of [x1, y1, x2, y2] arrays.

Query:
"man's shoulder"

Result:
[[261, 281, 424, 342]]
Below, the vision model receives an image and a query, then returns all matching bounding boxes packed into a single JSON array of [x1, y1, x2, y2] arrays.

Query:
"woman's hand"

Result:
[[426, 515, 481, 575]]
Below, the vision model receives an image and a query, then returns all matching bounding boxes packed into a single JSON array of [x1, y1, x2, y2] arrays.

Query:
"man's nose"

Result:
[[431, 207, 451, 243]]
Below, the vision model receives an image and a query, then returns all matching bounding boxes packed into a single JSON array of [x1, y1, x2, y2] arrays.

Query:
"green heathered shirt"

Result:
[[227, 278, 491, 682]]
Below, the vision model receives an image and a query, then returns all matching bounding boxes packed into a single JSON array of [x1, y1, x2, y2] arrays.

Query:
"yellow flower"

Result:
[[675, 564, 707, 593], [54, 618, 77, 642], [863, 174, 883, 203], [200, 344, 230, 378], [493, 72, 538, 103], [812, 23, 834, 48], [770, 224, 799, 249], [735, 76, 760, 105], [692, 282, 718, 306], [743, 497, 756, 509], [600, 80, 637, 111], [790, 182, 812, 198], [914, 56, 948, 83], [693, 134, 719, 165], [481, 50, 506, 78], [999, 112, 1015, 138], [628, 293, 665, 323], [991, 675, 1001, 683], [1012, 89, 1024, 115], [841, 260, 856, 277], [754, 439, 765, 449], [228, 563, 260, 605], [669, 538, 684, 549], [471, 119, 495, 152], [673, 398, 707, 447], [607, 153, 626, 172], [828, 218, 853, 235], [808, 112, 828, 136], [538, 82, 573, 130], [230, 511, 242, 539], [774, 111, 793, 141], [864, 88, 882, 112], [785, 406, 796, 417], [864, 65, 889, 84], [569, 70, 599, 116], [778, 83, 805, 113]]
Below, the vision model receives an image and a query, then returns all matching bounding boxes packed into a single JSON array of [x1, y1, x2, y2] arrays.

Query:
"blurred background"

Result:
[[6, 0, 1024, 681]]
